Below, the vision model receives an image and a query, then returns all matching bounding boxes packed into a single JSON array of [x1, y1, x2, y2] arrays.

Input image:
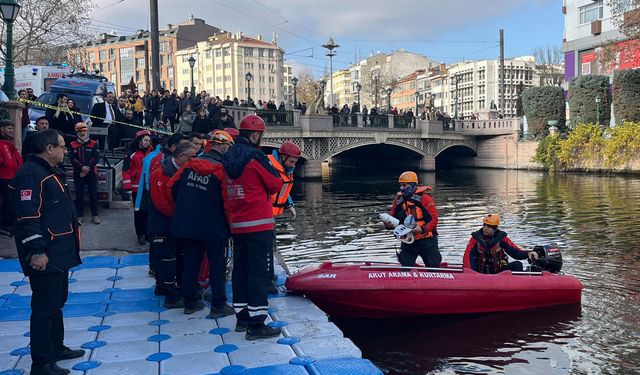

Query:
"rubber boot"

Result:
[[245, 315, 280, 340]]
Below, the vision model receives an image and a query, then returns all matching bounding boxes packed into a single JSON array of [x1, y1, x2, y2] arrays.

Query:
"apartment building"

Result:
[[176, 32, 285, 103], [563, 0, 640, 81], [67, 17, 219, 92]]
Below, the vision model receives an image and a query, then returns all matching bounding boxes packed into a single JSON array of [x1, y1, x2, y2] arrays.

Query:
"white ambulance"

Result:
[[13, 65, 72, 96]]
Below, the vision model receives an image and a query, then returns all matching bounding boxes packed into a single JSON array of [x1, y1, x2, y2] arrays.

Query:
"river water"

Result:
[[276, 168, 640, 375]]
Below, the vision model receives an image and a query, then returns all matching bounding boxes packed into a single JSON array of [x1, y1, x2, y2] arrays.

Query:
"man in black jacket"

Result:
[[170, 130, 235, 318], [11, 129, 85, 375], [89, 92, 116, 150], [160, 92, 180, 132], [69, 123, 101, 225]]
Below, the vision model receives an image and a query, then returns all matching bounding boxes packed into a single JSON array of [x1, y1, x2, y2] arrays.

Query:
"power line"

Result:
[[93, 0, 126, 15]]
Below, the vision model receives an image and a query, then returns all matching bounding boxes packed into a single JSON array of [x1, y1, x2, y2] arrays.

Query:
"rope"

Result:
[[18, 98, 174, 136]]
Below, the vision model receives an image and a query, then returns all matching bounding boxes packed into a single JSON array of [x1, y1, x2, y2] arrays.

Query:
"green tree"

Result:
[[522, 86, 566, 137], [568, 75, 611, 127], [612, 68, 640, 124]]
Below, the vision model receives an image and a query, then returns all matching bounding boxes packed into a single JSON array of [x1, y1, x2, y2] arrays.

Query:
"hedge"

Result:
[[522, 86, 566, 137], [568, 75, 611, 127], [612, 68, 640, 124]]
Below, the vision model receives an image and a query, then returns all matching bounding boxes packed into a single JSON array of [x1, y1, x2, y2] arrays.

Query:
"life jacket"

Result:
[[395, 186, 434, 240], [470, 229, 509, 274], [268, 153, 293, 217]]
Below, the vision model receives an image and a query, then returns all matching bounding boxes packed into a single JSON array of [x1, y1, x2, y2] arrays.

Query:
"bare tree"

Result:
[[532, 44, 564, 86], [0, 0, 94, 66], [292, 69, 317, 106], [607, 0, 640, 39]]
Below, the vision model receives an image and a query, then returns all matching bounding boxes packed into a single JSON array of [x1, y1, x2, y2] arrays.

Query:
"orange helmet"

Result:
[[74, 122, 88, 132], [279, 141, 301, 158], [239, 114, 266, 132], [209, 130, 234, 144], [482, 214, 500, 227], [398, 171, 418, 184]]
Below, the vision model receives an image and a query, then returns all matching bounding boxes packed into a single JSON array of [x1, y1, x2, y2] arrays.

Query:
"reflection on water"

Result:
[[277, 168, 640, 374]]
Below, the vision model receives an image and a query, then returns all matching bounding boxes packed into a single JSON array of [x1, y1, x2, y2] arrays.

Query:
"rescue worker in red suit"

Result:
[[148, 141, 198, 308], [68, 123, 101, 225], [266, 141, 301, 293], [384, 171, 441, 268], [169, 130, 235, 317], [222, 115, 283, 340], [463, 214, 538, 273], [0, 120, 22, 236], [122, 130, 152, 244]]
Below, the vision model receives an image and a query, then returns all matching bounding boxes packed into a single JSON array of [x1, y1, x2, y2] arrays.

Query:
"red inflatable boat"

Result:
[[285, 261, 583, 318]]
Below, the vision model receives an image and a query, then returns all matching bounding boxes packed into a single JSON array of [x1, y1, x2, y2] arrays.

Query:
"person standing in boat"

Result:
[[463, 214, 538, 273], [384, 171, 441, 268]]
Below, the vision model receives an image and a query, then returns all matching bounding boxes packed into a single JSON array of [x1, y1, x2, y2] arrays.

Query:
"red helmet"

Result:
[[223, 127, 240, 139], [135, 130, 151, 139], [239, 114, 266, 132], [279, 141, 301, 158]]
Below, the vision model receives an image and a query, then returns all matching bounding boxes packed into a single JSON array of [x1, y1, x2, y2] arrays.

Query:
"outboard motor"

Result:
[[529, 244, 563, 273]]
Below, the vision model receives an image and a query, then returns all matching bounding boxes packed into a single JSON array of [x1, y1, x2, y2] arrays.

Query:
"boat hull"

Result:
[[285, 262, 583, 318]]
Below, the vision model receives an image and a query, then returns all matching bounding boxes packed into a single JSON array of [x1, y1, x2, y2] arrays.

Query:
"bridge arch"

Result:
[[323, 139, 428, 161], [260, 139, 312, 161], [434, 143, 477, 169]]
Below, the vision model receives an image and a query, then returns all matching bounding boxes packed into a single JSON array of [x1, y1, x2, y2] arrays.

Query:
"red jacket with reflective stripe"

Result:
[[122, 148, 150, 192], [223, 158, 283, 234]]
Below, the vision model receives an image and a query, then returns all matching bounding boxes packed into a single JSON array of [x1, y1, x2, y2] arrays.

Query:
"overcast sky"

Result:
[[91, 0, 562, 76]]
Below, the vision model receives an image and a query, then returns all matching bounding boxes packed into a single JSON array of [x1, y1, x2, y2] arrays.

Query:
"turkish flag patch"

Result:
[[20, 189, 32, 201]]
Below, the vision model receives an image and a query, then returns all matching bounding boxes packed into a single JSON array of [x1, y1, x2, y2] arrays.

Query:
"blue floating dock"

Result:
[[0, 254, 381, 374]]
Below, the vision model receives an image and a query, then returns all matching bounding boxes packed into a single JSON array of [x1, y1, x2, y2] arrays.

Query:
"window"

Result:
[[99, 50, 107, 60], [136, 58, 145, 68], [225, 75, 231, 82], [244, 47, 253, 56], [579, 1, 603, 24], [259, 63, 265, 70], [268, 49, 274, 58], [206, 50, 212, 58], [168, 68, 174, 79], [216, 76, 222, 82], [167, 53, 173, 67], [160, 42, 168, 53], [215, 49, 222, 57], [224, 63, 231, 69], [215, 63, 222, 70], [109, 48, 116, 59], [206, 77, 213, 83], [258, 48, 264, 57], [223, 47, 230, 56], [160, 55, 165, 66], [88, 52, 95, 62]]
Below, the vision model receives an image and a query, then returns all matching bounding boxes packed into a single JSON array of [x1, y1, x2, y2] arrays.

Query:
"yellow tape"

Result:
[[19, 98, 173, 136]]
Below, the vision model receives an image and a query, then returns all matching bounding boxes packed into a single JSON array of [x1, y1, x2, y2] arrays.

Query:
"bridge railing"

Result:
[[453, 118, 519, 135], [331, 113, 357, 127], [394, 116, 416, 129], [365, 114, 389, 128], [256, 110, 295, 126]]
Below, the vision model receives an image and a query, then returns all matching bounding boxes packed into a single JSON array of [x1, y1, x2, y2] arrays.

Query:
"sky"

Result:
[[91, 0, 564, 77]]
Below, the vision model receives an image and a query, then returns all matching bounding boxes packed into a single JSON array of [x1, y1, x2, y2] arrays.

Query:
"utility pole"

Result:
[[144, 40, 150, 92], [499, 28, 505, 117], [150, 0, 161, 91]]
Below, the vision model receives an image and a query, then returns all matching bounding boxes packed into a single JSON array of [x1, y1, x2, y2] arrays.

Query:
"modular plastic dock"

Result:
[[0, 255, 382, 375]]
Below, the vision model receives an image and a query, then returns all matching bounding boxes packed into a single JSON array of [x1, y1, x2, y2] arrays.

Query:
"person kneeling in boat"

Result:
[[384, 171, 442, 268], [463, 214, 538, 274]]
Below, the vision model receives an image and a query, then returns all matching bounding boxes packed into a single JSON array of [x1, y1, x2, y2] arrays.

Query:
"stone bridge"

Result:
[[226, 108, 521, 178]]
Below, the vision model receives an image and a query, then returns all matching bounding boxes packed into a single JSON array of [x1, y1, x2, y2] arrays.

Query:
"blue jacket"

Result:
[[134, 144, 161, 211]]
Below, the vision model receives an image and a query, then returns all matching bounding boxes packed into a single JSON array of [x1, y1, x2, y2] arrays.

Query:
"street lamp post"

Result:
[[245, 72, 253, 104], [355, 82, 362, 111], [385, 87, 393, 113], [322, 37, 339, 108], [595, 95, 601, 125], [0, 0, 22, 100], [414, 90, 420, 116], [319, 79, 326, 112], [188, 56, 196, 97], [291, 76, 298, 108]]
